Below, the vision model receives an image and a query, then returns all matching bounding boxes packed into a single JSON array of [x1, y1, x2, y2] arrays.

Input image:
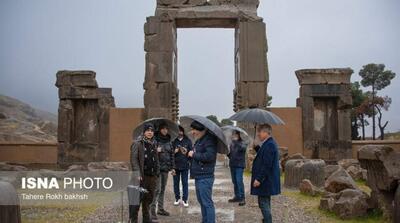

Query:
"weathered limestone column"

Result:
[[234, 20, 268, 111], [144, 16, 179, 121], [55, 71, 115, 167], [296, 69, 353, 162]]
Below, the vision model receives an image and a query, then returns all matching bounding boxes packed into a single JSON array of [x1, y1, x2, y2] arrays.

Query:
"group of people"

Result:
[[129, 120, 281, 223]]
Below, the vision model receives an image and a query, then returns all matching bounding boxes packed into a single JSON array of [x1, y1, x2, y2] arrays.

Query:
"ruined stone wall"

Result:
[[144, 0, 269, 120], [0, 142, 57, 164], [296, 69, 353, 162], [56, 71, 115, 167], [269, 107, 303, 155]]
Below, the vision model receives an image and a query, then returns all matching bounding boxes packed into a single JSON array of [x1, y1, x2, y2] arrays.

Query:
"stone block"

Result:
[[145, 107, 174, 120], [144, 16, 161, 35], [237, 21, 268, 82], [324, 165, 340, 180], [56, 70, 98, 88], [57, 100, 73, 142], [331, 189, 369, 219], [324, 167, 358, 193], [284, 159, 326, 188], [299, 179, 322, 196], [144, 82, 178, 108], [144, 22, 176, 52], [188, 0, 208, 5], [234, 81, 267, 109], [296, 68, 353, 85], [358, 145, 400, 191], [157, 0, 187, 6], [145, 52, 176, 84], [58, 86, 101, 99]]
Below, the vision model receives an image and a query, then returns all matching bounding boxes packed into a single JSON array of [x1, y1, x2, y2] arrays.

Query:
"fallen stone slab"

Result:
[[324, 165, 340, 180], [331, 189, 369, 219], [87, 162, 130, 171], [299, 179, 322, 196], [324, 167, 358, 193], [358, 145, 400, 221]]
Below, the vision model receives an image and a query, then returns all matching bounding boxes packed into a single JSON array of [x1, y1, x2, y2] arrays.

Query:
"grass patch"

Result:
[[355, 179, 371, 195], [283, 190, 388, 223], [21, 204, 99, 223], [20, 191, 121, 222]]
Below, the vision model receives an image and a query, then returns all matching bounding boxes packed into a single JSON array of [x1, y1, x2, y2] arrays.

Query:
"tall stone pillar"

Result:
[[56, 70, 115, 167], [234, 20, 268, 111], [296, 68, 353, 162], [144, 16, 179, 121]]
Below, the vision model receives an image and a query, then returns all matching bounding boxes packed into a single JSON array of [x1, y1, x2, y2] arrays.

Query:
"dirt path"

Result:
[[83, 163, 319, 223]]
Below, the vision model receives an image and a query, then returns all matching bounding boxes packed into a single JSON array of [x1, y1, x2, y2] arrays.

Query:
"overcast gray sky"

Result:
[[1, 0, 399, 135]]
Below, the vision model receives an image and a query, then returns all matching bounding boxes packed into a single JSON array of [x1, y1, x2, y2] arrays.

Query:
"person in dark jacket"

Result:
[[187, 121, 217, 223], [129, 123, 160, 223], [227, 130, 247, 206], [151, 123, 175, 219], [251, 124, 281, 223], [172, 125, 192, 207]]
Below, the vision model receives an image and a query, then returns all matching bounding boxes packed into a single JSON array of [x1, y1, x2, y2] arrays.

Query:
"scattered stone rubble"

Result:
[[358, 145, 400, 222]]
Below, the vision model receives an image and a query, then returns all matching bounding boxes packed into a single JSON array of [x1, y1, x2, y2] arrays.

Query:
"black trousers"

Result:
[[129, 175, 158, 223]]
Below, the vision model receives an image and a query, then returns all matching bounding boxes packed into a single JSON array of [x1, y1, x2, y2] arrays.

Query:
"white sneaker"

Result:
[[174, 199, 180, 206], [183, 200, 189, 207]]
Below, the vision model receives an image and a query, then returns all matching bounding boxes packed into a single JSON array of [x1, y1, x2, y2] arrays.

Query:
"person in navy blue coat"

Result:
[[251, 124, 281, 223], [188, 121, 217, 223]]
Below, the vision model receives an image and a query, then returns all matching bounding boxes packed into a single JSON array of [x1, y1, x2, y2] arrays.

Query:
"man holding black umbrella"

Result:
[[187, 120, 218, 223]]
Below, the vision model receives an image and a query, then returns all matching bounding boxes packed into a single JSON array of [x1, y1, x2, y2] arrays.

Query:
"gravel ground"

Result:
[[83, 164, 319, 223]]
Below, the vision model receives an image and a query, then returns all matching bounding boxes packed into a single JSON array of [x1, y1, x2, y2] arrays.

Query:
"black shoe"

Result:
[[157, 209, 170, 216], [143, 218, 159, 223], [238, 200, 246, 206], [151, 210, 158, 220], [228, 197, 240, 203]]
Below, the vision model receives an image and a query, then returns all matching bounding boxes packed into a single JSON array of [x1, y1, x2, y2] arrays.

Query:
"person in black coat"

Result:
[[187, 121, 217, 223], [129, 123, 160, 223], [172, 125, 192, 207], [151, 123, 175, 219], [251, 124, 281, 223], [227, 130, 247, 206]]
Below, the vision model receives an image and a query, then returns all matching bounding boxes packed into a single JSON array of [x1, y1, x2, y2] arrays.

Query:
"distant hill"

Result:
[[0, 94, 57, 143]]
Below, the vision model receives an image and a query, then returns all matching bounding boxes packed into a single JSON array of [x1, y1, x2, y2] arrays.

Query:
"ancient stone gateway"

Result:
[[143, 0, 269, 121]]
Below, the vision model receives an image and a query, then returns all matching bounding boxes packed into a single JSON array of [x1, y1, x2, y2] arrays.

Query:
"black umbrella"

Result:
[[180, 115, 228, 154], [229, 108, 285, 139], [221, 125, 251, 145], [132, 118, 179, 139]]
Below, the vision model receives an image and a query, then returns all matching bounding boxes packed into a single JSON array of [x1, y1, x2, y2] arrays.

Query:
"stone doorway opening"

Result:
[[143, 1, 269, 122], [177, 28, 235, 118]]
